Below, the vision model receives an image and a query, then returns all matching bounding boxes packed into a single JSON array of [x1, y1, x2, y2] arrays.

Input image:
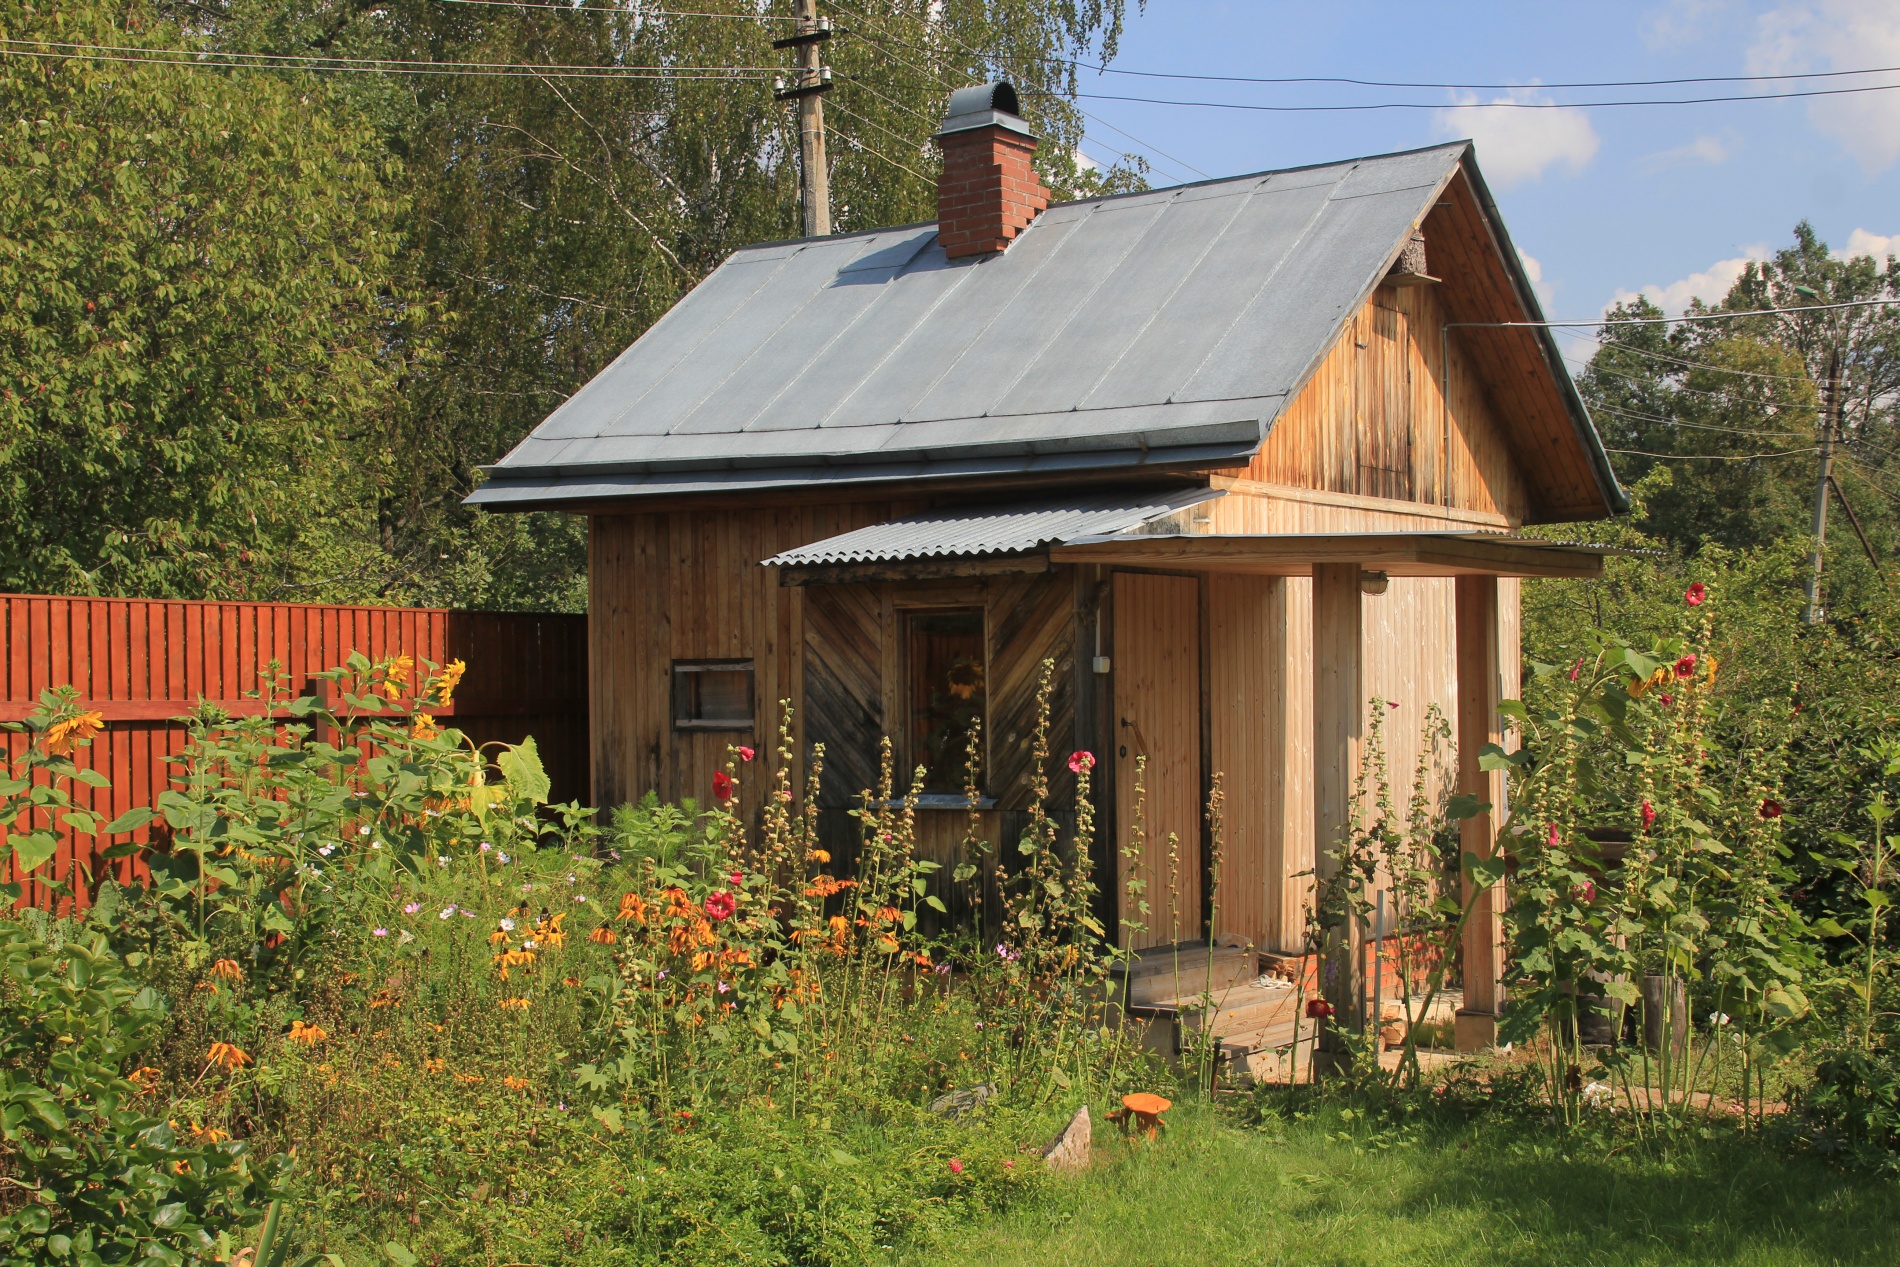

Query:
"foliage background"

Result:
[[0, 0, 1142, 611]]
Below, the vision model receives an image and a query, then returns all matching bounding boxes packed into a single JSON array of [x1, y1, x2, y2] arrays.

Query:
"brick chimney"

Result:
[[934, 82, 1048, 260]]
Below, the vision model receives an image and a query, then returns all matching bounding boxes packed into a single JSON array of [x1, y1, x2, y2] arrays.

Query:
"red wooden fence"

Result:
[[1, 595, 588, 909]]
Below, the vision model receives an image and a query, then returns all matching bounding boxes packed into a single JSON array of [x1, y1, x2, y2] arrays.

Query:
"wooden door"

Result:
[[1112, 572, 1203, 950]]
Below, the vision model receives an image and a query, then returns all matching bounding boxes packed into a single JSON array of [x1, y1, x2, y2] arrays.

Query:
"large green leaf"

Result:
[[498, 737, 550, 806]]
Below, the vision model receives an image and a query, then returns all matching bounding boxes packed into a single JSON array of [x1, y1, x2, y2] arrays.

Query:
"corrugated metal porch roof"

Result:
[[760, 488, 1222, 567]]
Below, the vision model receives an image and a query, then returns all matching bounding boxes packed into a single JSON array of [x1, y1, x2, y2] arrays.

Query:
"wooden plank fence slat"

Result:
[[0, 595, 588, 911]]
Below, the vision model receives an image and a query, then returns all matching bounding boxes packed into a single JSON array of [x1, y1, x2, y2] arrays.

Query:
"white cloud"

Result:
[[1639, 134, 1731, 171], [1517, 249, 1557, 312], [1750, 1, 1900, 174], [1644, 0, 1742, 48], [1435, 89, 1601, 188], [1608, 246, 1770, 317], [1842, 227, 1899, 259]]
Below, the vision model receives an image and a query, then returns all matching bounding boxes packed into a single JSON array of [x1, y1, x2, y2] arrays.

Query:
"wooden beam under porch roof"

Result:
[[1049, 531, 1610, 579]]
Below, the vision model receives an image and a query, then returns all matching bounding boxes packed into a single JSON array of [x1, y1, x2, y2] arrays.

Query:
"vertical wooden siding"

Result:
[[1111, 572, 1202, 949], [1207, 573, 1283, 952], [590, 505, 943, 823], [1237, 280, 1526, 524], [0, 596, 587, 909]]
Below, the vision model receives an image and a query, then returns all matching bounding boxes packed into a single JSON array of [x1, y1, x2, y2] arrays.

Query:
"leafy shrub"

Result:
[[0, 921, 278, 1266], [1794, 1045, 1900, 1168]]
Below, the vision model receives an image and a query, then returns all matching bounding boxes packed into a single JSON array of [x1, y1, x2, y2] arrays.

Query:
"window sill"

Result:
[[874, 794, 997, 811]]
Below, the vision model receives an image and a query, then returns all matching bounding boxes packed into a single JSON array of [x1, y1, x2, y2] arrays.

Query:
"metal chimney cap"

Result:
[[935, 81, 1036, 140]]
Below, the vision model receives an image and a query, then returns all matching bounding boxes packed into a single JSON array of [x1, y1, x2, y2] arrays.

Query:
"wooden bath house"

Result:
[[470, 84, 1625, 1053]]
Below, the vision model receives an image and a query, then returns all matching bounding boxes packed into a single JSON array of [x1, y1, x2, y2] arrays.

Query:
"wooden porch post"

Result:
[[1455, 574, 1506, 1051], [1312, 562, 1364, 1072]]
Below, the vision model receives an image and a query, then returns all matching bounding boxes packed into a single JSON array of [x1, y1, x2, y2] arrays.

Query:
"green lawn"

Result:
[[902, 1101, 1900, 1267]]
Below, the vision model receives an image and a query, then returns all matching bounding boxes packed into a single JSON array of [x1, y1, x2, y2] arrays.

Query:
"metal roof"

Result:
[[470, 142, 1490, 509], [762, 488, 1223, 567]]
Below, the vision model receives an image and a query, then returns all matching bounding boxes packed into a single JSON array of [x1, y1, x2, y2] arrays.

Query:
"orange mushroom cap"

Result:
[[1122, 1092, 1172, 1116]]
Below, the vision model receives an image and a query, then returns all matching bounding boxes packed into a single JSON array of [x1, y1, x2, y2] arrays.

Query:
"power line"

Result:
[[1476, 296, 1900, 330], [827, 1, 1201, 183], [1065, 79, 1900, 113], [439, 0, 789, 16], [1588, 406, 1808, 446], [1559, 330, 1819, 384], [824, 99, 933, 182], [0, 38, 771, 77], [1588, 403, 1809, 440], [1606, 446, 1818, 461], [1065, 62, 1900, 93]]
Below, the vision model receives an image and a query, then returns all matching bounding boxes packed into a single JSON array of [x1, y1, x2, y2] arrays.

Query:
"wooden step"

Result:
[[1111, 942, 1258, 1007]]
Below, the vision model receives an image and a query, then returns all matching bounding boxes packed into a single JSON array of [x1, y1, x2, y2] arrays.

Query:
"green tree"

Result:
[[184, 0, 1141, 610], [0, 0, 421, 600], [1579, 223, 1899, 568]]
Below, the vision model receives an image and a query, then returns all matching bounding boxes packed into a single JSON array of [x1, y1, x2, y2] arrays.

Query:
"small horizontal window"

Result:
[[672, 660, 754, 731]]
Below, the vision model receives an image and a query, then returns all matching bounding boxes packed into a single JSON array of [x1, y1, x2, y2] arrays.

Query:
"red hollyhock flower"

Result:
[[1674, 654, 1698, 679], [1569, 657, 1584, 682], [1574, 879, 1597, 904], [704, 890, 736, 922], [1547, 822, 1560, 849], [712, 770, 734, 802], [1641, 800, 1657, 830], [1305, 998, 1333, 1019], [1759, 798, 1784, 820], [1067, 750, 1094, 773], [1658, 694, 1675, 707], [729, 870, 745, 886], [736, 745, 755, 762], [1685, 582, 1707, 606]]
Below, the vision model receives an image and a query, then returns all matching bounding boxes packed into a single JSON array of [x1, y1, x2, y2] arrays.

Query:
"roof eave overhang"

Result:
[[1455, 152, 1629, 519], [464, 436, 1260, 514]]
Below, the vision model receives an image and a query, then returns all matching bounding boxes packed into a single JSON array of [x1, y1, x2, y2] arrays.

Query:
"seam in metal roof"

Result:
[[761, 488, 1224, 567]]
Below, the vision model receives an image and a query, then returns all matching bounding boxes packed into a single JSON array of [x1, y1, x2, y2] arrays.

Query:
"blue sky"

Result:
[[1074, 0, 1900, 363]]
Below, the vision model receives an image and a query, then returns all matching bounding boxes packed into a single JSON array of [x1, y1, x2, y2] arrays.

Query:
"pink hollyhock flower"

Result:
[[712, 770, 734, 803], [1659, 694, 1675, 707], [1641, 800, 1657, 830], [1685, 582, 1707, 607], [948, 1158, 964, 1175], [1574, 879, 1597, 904], [1547, 823, 1560, 849], [1569, 657, 1584, 682], [704, 890, 736, 922], [737, 745, 755, 762], [1674, 654, 1698, 680], [1068, 751, 1094, 773], [729, 870, 745, 886]]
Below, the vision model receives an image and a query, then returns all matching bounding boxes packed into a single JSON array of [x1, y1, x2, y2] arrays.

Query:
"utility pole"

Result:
[[774, 0, 833, 237], [1804, 347, 1843, 624]]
